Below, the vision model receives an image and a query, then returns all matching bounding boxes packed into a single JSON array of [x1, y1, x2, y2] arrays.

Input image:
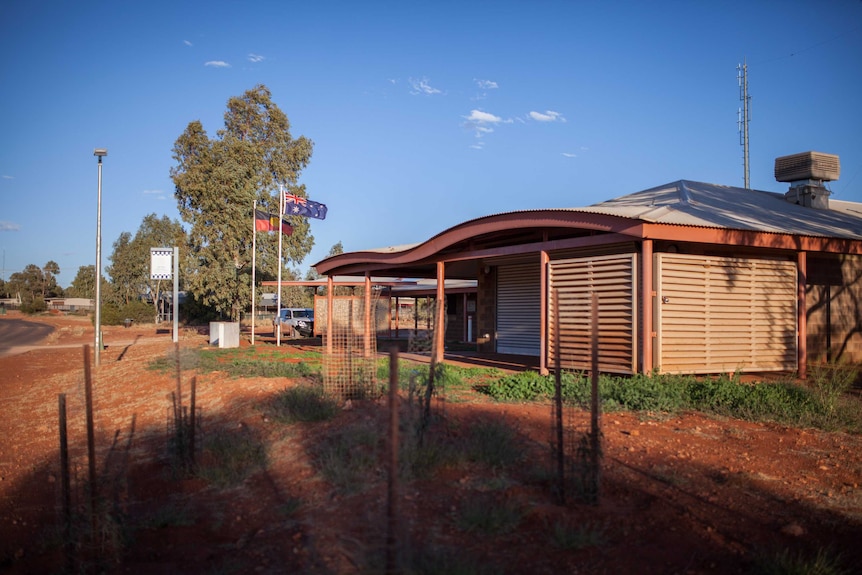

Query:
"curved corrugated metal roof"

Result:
[[314, 180, 862, 273]]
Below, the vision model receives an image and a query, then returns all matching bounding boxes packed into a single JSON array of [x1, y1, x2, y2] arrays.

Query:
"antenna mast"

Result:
[[737, 59, 751, 189]]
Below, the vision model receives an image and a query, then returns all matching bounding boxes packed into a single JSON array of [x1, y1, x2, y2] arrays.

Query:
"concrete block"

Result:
[[209, 321, 240, 348]]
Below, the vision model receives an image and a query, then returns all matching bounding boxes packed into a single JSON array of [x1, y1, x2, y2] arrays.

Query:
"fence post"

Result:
[[589, 292, 602, 504], [58, 393, 74, 571], [83, 345, 98, 537], [386, 348, 400, 574]]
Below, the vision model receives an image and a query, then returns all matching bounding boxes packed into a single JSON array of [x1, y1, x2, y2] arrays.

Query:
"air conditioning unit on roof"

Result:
[[774, 151, 840, 182]]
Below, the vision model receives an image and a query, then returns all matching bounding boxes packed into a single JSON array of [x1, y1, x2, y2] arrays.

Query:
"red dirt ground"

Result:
[[1, 312, 861, 574]]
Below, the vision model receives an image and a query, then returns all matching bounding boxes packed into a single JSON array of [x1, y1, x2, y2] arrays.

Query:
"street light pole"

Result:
[[93, 148, 107, 366]]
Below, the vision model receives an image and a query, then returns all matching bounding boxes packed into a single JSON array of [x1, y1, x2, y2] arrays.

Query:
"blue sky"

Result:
[[1, 1, 860, 287]]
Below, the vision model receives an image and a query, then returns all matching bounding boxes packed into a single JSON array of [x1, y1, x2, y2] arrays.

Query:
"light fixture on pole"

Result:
[[93, 148, 107, 366]]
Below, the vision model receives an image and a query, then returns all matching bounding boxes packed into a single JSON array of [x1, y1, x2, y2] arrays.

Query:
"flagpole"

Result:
[[276, 184, 284, 347], [251, 200, 257, 345]]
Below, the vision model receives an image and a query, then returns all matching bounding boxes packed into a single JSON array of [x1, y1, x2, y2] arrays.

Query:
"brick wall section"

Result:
[[806, 254, 862, 363], [476, 266, 496, 353], [444, 294, 462, 342]]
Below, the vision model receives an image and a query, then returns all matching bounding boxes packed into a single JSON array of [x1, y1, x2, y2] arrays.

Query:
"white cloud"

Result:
[[463, 109, 512, 141], [529, 110, 566, 123], [184, 40, 193, 46], [561, 152, 577, 158], [474, 78, 498, 90], [0, 221, 20, 232], [409, 77, 442, 95], [465, 109, 503, 124], [143, 189, 167, 200], [248, 53, 264, 63], [205, 60, 231, 68], [2, 175, 13, 180], [470, 141, 486, 150]]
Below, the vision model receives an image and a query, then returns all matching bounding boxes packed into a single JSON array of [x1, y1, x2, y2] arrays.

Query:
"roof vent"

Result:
[[775, 151, 840, 182], [775, 151, 839, 210]]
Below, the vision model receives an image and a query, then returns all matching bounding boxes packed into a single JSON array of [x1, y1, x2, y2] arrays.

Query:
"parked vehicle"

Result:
[[275, 308, 315, 338]]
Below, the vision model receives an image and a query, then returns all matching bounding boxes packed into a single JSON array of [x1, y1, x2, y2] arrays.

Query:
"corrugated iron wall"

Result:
[[496, 262, 542, 355]]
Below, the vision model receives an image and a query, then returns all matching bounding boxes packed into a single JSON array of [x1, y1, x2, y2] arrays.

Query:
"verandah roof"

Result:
[[314, 180, 862, 278]]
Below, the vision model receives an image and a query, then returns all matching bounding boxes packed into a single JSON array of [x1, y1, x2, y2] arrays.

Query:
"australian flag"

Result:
[[284, 192, 327, 220]]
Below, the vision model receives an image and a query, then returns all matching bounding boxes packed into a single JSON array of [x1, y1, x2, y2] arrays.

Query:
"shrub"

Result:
[[122, 299, 156, 323], [99, 300, 159, 325], [20, 297, 47, 314], [603, 372, 689, 412], [686, 372, 748, 414], [808, 361, 859, 420], [487, 371, 554, 401]]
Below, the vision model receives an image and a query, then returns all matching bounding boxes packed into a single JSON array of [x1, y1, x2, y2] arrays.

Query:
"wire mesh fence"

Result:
[[321, 293, 381, 398]]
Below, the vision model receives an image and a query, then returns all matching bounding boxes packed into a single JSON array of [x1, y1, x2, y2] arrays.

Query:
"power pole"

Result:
[[737, 59, 751, 189]]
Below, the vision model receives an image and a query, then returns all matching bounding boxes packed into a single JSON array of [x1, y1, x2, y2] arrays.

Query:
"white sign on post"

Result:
[[150, 248, 173, 280]]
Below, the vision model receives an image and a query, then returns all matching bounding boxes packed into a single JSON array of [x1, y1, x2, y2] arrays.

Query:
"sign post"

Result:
[[151, 247, 179, 343]]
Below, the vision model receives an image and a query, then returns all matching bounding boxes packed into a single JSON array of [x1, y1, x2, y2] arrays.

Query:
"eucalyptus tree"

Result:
[[42, 261, 60, 298], [7, 261, 62, 304], [67, 265, 96, 299], [170, 84, 314, 320], [106, 214, 188, 321], [107, 232, 134, 305]]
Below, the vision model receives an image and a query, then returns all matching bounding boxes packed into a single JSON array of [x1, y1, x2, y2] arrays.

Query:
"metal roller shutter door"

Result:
[[549, 253, 637, 374], [497, 263, 541, 356], [655, 254, 797, 374]]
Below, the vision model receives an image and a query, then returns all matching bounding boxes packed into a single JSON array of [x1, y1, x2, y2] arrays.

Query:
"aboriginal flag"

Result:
[[254, 209, 293, 235]]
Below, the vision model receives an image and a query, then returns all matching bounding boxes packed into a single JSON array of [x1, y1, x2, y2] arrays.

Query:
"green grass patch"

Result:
[[276, 497, 302, 518], [315, 421, 381, 494], [196, 427, 267, 488], [148, 346, 322, 379], [750, 546, 850, 575], [482, 367, 862, 433], [264, 385, 340, 423], [456, 494, 522, 535], [401, 545, 501, 575], [378, 360, 503, 396], [463, 418, 524, 469], [399, 432, 460, 481], [139, 504, 196, 529], [551, 519, 606, 550]]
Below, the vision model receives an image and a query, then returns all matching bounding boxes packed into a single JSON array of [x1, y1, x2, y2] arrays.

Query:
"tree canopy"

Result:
[[170, 85, 314, 320], [67, 265, 96, 299], [106, 213, 188, 322], [6, 261, 63, 306]]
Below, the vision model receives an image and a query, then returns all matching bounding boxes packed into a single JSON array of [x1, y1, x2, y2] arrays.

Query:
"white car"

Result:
[[275, 308, 315, 337]]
